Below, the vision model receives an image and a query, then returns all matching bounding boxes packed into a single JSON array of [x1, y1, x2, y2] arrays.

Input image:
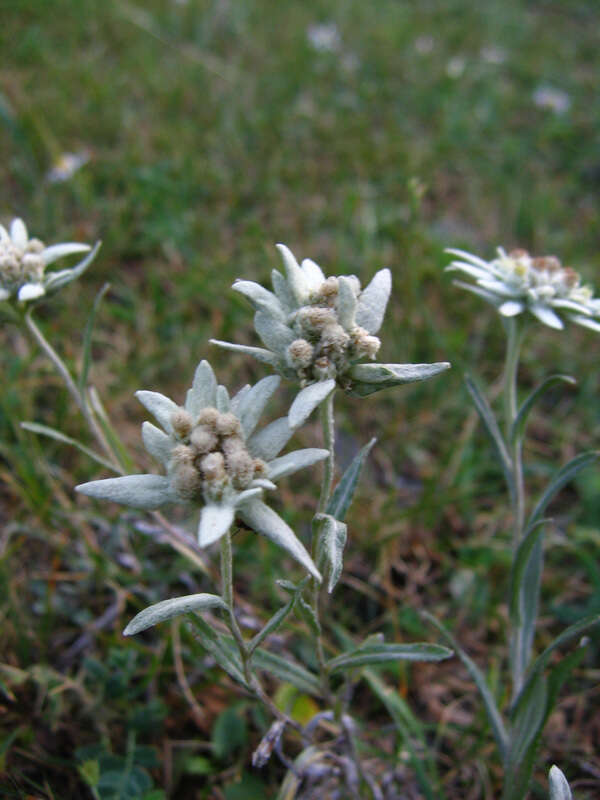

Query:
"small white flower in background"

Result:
[[212, 244, 450, 426], [0, 217, 99, 304], [447, 246, 600, 331], [480, 45, 506, 65], [533, 85, 571, 114], [46, 149, 90, 183], [306, 22, 341, 53], [76, 360, 328, 579], [446, 55, 466, 78], [414, 35, 435, 55]]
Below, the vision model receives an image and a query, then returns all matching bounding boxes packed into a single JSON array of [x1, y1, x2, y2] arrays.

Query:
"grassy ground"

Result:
[[1, 0, 599, 797]]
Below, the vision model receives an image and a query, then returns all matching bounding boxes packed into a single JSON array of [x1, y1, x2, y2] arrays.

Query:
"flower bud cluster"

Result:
[[169, 406, 267, 502], [497, 249, 587, 303], [0, 237, 45, 293], [285, 276, 381, 385]]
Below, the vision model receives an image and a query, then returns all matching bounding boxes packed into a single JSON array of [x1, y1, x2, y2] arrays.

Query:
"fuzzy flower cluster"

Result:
[[0, 218, 98, 304], [212, 245, 450, 419], [447, 246, 600, 332], [76, 361, 327, 579], [168, 405, 268, 503]]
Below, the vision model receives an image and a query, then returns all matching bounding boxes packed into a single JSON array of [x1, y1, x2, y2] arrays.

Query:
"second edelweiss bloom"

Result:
[[446, 246, 600, 332], [212, 244, 450, 425], [0, 217, 99, 304], [76, 361, 327, 579]]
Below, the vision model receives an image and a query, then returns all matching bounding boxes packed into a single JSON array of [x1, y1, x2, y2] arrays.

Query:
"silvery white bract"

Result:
[[212, 244, 450, 423], [0, 217, 99, 304], [548, 766, 572, 800], [447, 246, 600, 332], [76, 360, 326, 580]]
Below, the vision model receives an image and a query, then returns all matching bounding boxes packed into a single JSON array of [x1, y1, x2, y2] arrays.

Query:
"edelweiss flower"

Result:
[[447, 247, 600, 332], [76, 360, 327, 580], [212, 244, 450, 425], [0, 217, 99, 303]]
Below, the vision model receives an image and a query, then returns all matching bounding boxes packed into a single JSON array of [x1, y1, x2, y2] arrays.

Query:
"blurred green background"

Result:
[[1, 1, 599, 797]]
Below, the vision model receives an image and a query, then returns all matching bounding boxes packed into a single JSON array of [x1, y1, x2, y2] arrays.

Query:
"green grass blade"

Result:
[[422, 611, 509, 760], [79, 282, 111, 395], [20, 421, 119, 472], [363, 670, 439, 800]]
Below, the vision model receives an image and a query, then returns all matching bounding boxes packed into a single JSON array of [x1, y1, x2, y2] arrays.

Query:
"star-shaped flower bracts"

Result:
[[76, 360, 328, 580], [446, 246, 600, 332], [211, 245, 450, 425], [0, 217, 99, 304]]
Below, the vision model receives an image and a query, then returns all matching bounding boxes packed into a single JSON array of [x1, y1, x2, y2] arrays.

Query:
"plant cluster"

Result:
[[4, 217, 598, 799]]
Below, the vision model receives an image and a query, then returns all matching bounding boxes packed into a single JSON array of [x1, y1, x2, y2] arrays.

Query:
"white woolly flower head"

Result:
[[76, 360, 328, 580], [0, 217, 99, 304], [212, 244, 450, 426], [447, 246, 600, 332]]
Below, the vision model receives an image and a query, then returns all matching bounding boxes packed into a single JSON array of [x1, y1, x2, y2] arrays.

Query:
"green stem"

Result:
[[503, 318, 525, 542], [317, 390, 336, 513], [219, 531, 252, 684], [503, 318, 530, 701], [24, 309, 123, 474]]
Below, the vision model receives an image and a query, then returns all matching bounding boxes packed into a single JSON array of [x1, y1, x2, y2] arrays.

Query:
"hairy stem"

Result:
[[317, 390, 336, 513], [503, 318, 530, 700], [503, 318, 526, 542]]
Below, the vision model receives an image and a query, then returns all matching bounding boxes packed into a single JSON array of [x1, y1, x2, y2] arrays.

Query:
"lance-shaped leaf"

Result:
[[355, 268, 391, 334], [185, 359, 217, 417], [238, 498, 321, 581], [216, 384, 230, 412], [510, 375, 576, 446], [288, 379, 335, 428], [76, 474, 174, 509], [327, 642, 453, 673], [209, 339, 281, 368], [248, 416, 295, 461], [276, 243, 310, 304], [511, 612, 600, 715], [526, 451, 599, 530], [248, 593, 297, 656], [232, 279, 286, 321], [327, 437, 376, 521], [548, 766, 572, 800], [347, 362, 451, 397], [267, 448, 329, 481], [135, 390, 180, 434], [123, 593, 227, 636], [250, 647, 321, 696], [198, 503, 235, 547], [236, 375, 280, 438], [271, 269, 295, 313], [187, 617, 247, 686], [43, 241, 102, 291], [314, 513, 348, 594], [336, 275, 358, 329], [141, 421, 172, 465], [254, 310, 296, 356]]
